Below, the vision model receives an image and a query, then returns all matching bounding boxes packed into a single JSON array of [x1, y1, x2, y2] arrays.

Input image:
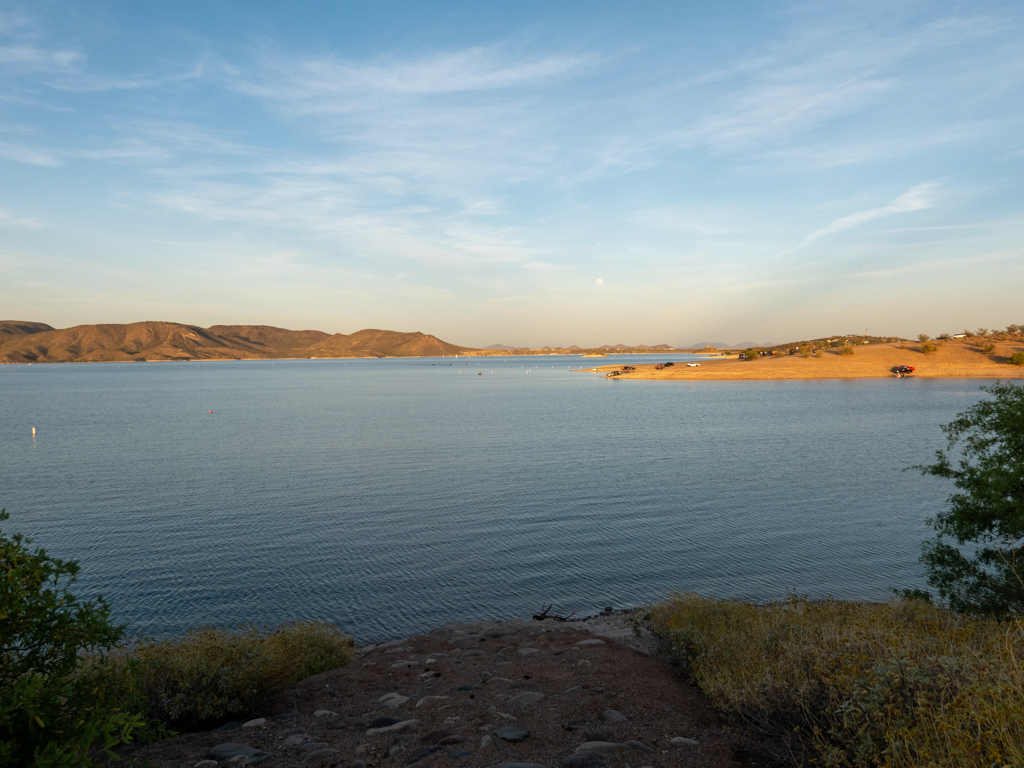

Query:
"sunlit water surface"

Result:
[[0, 356, 988, 642]]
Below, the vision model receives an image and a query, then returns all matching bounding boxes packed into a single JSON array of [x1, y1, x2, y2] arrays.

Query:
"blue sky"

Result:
[[1, 1, 1022, 347]]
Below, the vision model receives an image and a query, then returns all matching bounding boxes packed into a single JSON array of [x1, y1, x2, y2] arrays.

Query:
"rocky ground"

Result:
[[116, 614, 740, 768]]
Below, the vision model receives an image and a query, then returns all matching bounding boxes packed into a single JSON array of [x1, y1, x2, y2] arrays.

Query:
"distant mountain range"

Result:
[[0, 321, 470, 363], [685, 341, 774, 349]]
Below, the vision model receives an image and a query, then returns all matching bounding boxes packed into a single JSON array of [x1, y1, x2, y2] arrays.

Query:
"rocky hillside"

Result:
[[0, 321, 473, 363]]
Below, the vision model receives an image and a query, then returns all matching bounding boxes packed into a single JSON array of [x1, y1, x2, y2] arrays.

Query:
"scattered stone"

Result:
[[438, 735, 463, 745], [479, 724, 496, 732], [212, 722, 242, 733], [480, 735, 493, 748], [420, 729, 453, 745], [508, 691, 544, 706], [206, 744, 272, 764], [312, 710, 336, 718], [493, 726, 530, 743], [379, 692, 411, 708], [670, 736, 699, 746], [561, 754, 606, 768], [585, 731, 612, 743], [366, 719, 420, 736], [456, 684, 482, 691], [448, 750, 471, 759], [576, 639, 606, 647], [279, 728, 308, 736], [302, 749, 340, 764], [392, 660, 420, 669], [518, 648, 540, 655], [497, 712, 518, 720], [241, 718, 266, 728], [281, 734, 311, 747], [461, 650, 485, 657], [272, 712, 299, 721], [415, 695, 451, 708], [487, 677, 515, 685], [574, 742, 626, 757], [299, 743, 327, 751], [623, 740, 655, 753], [480, 670, 491, 679], [351, 762, 367, 768], [577, 660, 592, 667], [602, 709, 627, 723], [405, 744, 446, 764], [194, 761, 218, 768], [367, 717, 400, 729]]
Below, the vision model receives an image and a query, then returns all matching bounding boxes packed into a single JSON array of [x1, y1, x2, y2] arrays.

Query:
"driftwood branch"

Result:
[[532, 603, 576, 621]]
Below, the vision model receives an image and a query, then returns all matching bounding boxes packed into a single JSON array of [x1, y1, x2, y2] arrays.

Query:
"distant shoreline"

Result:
[[575, 338, 1024, 380]]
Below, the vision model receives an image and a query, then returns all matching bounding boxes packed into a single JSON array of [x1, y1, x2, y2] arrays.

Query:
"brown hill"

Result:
[[306, 328, 468, 358], [0, 320, 54, 336], [0, 321, 474, 363]]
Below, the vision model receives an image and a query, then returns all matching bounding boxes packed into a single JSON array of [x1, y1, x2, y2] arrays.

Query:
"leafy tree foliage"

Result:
[[0, 510, 148, 766], [914, 383, 1024, 614]]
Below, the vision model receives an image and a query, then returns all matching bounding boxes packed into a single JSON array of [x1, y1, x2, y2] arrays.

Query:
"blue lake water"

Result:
[[0, 356, 991, 642]]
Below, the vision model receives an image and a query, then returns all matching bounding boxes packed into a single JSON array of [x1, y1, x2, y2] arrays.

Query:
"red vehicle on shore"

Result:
[[894, 365, 915, 377]]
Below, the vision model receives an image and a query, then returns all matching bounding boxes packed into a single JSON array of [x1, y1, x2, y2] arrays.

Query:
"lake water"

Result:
[[0, 356, 990, 643]]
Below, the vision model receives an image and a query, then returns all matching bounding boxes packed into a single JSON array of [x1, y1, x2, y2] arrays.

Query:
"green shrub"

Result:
[[0, 510, 157, 767], [914, 381, 1024, 615], [920, 342, 938, 354], [839, 345, 854, 356], [980, 342, 996, 354], [634, 593, 1024, 768], [88, 622, 355, 730], [1010, 351, 1024, 366]]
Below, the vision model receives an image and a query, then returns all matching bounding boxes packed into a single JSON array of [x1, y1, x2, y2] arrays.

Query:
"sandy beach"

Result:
[[577, 338, 1024, 381]]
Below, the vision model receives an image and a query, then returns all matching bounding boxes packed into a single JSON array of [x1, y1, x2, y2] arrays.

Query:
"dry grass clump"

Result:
[[80, 622, 354, 731], [920, 342, 938, 354], [633, 593, 1024, 767], [839, 346, 855, 356]]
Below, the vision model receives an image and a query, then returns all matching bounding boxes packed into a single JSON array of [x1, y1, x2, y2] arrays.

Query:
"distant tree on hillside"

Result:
[[976, 328, 990, 337], [918, 333, 930, 342], [938, 333, 952, 340]]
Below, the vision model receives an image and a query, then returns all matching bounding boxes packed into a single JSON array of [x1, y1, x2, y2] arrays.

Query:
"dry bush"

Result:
[[920, 342, 938, 354], [79, 622, 354, 731], [839, 346, 854, 356], [633, 593, 1024, 768], [980, 342, 996, 354], [1010, 352, 1024, 366]]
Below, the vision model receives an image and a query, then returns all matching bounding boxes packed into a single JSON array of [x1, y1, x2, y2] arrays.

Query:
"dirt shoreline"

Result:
[[114, 614, 742, 768], [576, 338, 1024, 381]]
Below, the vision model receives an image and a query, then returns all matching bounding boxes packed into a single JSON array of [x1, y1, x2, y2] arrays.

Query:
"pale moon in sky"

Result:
[[595, 278, 603, 285]]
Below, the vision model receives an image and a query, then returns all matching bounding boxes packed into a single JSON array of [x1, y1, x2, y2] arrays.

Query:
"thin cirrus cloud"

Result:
[[790, 182, 940, 252], [233, 47, 595, 109], [0, 206, 41, 228]]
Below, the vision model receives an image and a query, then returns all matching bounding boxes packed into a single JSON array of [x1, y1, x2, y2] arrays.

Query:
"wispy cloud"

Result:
[[0, 139, 60, 166], [791, 182, 939, 251], [0, 206, 42, 228]]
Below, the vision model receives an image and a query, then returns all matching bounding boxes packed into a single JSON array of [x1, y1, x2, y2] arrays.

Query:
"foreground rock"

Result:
[[111, 616, 737, 768]]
